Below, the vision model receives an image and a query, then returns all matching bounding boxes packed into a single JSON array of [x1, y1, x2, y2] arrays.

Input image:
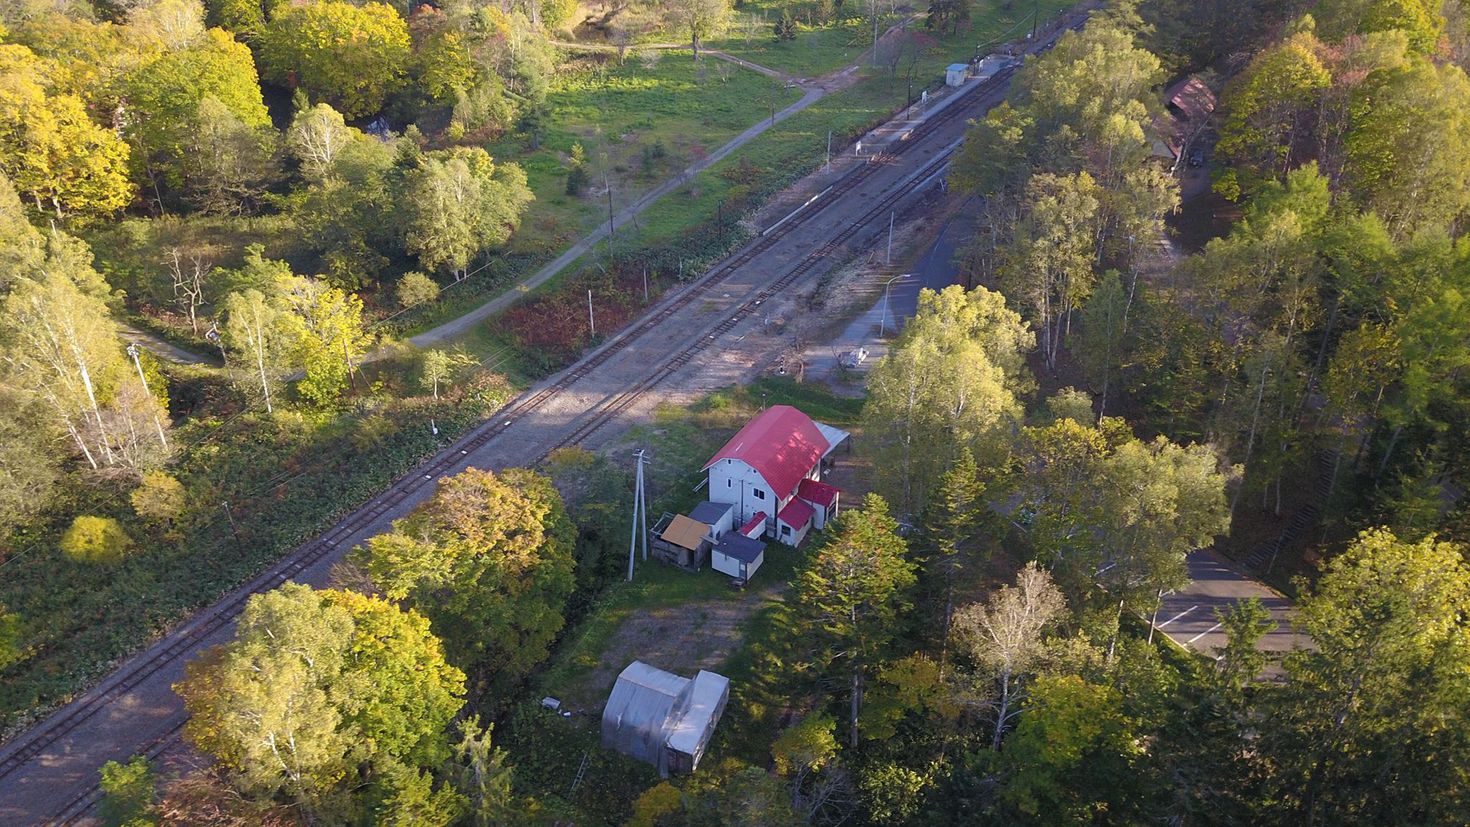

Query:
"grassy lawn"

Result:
[[716, 0, 1075, 80], [495, 49, 802, 257], [717, 16, 875, 77]]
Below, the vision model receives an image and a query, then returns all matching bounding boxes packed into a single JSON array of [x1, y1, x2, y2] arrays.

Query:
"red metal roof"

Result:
[[704, 406, 829, 498], [797, 479, 839, 508], [777, 498, 815, 530], [740, 512, 766, 537]]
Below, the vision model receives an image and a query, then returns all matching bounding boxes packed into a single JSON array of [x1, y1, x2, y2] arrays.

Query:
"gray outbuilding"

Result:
[[601, 661, 731, 777]]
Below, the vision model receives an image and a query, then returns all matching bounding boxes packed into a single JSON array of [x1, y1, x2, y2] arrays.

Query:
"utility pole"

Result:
[[826, 130, 832, 170], [587, 289, 596, 337], [627, 449, 649, 580], [221, 501, 244, 555], [125, 343, 169, 450], [1031, 0, 1039, 40], [607, 187, 615, 236], [642, 266, 649, 303]]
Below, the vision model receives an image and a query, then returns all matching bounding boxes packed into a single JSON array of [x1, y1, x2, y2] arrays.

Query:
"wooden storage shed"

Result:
[[651, 513, 713, 570]]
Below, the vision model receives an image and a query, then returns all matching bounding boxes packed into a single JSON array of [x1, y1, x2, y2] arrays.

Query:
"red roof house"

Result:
[[704, 406, 843, 545], [704, 406, 829, 498], [776, 498, 815, 546]]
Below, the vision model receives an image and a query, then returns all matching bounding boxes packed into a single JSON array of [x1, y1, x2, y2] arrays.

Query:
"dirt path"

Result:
[[565, 584, 785, 710]]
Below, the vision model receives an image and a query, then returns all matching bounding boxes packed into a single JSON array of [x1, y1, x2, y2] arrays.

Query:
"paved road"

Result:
[[0, 36, 1051, 822], [803, 198, 976, 380], [1150, 549, 1309, 667], [116, 322, 211, 366]]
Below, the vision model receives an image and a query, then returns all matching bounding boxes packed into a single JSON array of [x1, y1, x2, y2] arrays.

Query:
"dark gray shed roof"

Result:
[[689, 501, 734, 526], [715, 534, 764, 564]]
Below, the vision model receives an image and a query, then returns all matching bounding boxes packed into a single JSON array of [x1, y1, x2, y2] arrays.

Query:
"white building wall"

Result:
[[708, 459, 776, 532], [711, 550, 741, 579]]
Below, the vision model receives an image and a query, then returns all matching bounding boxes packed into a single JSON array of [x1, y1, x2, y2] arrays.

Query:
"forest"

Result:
[[3, 0, 1470, 823]]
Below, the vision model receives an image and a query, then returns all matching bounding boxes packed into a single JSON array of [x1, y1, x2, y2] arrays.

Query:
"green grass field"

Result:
[[495, 50, 802, 257], [716, 0, 1073, 80]]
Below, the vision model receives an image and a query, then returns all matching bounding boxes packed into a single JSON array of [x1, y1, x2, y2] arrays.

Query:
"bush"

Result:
[[60, 516, 134, 565], [396, 271, 441, 309], [131, 472, 185, 528], [99, 755, 155, 827], [773, 10, 798, 41]]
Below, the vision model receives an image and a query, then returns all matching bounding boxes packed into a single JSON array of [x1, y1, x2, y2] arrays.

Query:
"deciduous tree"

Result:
[[287, 102, 360, 183], [60, 515, 134, 564], [274, 274, 371, 405], [400, 148, 533, 280], [220, 286, 286, 413], [358, 467, 575, 697], [0, 45, 133, 220], [123, 28, 269, 198], [951, 563, 1066, 750], [863, 285, 1029, 515], [999, 172, 1102, 371], [260, 2, 412, 118], [1251, 528, 1470, 824], [175, 584, 465, 818]]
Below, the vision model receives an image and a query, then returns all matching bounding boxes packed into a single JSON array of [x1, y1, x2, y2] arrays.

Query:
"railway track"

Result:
[[7, 43, 1042, 826]]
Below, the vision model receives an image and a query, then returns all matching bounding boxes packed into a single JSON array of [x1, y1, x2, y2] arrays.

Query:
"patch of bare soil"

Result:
[[566, 584, 785, 708]]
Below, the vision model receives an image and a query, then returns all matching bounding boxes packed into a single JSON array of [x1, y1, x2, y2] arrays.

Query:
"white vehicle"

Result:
[[840, 347, 870, 368]]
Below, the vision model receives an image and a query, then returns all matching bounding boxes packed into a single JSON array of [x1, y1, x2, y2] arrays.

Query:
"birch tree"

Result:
[[864, 286, 1029, 515], [168, 246, 209, 335], [1, 265, 126, 469], [400, 148, 533, 281], [999, 172, 1101, 372], [176, 584, 465, 817], [951, 562, 1065, 751], [221, 287, 286, 413], [275, 274, 371, 405], [287, 103, 359, 182]]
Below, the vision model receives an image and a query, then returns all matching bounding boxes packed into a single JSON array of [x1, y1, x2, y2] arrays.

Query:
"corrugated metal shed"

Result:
[[601, 661, 689, 775], [601, 662, 731, 777], [666, 670, 730, 772]]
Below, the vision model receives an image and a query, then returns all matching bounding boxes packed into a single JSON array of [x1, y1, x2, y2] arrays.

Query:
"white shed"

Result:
[[712, 534, 765, 585], [945, 63, 969, 87], [688, 501, 735, 541], [601, 661, 730, 777]]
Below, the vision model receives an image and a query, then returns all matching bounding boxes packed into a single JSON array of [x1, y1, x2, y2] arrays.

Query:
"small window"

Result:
[[781, 525, 791, 536], [754, 489, 766, 500], [727, 479, 731, 488]]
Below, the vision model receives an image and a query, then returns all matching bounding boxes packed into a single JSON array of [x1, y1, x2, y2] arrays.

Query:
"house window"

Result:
[[754, 489, 766, 500], [727, 479, 731, 488], [781, 525, 791, 536]]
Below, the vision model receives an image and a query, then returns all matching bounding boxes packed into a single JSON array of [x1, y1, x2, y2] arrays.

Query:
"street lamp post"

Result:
[[879, 273, 914, 337], [126, 343, 169, 450]]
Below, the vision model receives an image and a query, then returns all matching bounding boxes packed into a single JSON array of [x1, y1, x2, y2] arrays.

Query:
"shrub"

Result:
[[99, 755, 155, 827], [131, 472, 185, 528], [60, 516, 134, 565], [396, 271, 441, 309]]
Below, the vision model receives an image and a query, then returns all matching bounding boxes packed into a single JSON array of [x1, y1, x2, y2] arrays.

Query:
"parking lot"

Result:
[[1151, 549, 1310, 667]]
